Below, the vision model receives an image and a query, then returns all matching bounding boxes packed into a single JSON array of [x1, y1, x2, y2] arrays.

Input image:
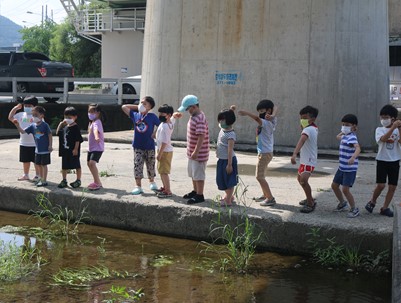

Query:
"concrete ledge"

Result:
[[0, 184, 391, 255], [393, 204, 401, 303]]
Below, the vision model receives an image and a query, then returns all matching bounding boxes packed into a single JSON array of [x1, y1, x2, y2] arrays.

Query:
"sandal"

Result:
[[300, 202, 317, 213], [88, 182, 102, 190], [70, 180, 81, 188], [18, 175, 30, 181]]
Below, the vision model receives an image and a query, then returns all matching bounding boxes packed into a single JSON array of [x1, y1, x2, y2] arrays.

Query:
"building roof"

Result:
[[97, 0, 146, 8]]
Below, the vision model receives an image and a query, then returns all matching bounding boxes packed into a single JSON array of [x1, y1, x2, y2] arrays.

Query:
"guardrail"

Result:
[[0, 77, 139, 104]]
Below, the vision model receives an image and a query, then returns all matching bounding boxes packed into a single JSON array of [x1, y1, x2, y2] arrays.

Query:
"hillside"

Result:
[[0, 16, 22, 47]]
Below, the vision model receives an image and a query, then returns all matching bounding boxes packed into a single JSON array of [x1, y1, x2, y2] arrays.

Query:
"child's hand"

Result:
[[265, 114, 274, 121], [394, 120, 401, 128], [14, 103, 23, 111], [290, 156, 297, 165], [157, 153, 162, 161], [173, 112, 182, 119], [226, 164, 233, 174], [72, 149, 78, 156], [48, 146, 53, 152], [238, 110, 246, 116], [12, 119, 19, 126], [60, 119, 68, 126], [190, 151, 198, 160], [348, 157, 355, 165]]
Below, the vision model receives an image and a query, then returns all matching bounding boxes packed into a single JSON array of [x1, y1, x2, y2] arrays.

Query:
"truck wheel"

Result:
[[119, 84, 136, 104], [44, 97, 60, 103]]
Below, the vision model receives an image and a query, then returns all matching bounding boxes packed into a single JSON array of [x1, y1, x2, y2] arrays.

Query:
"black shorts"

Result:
[[62, 155, 81, 170], [35, 153, 51, 166], [19, 146, 35, 163], [376, 160, 400, 185], [87, 151, 103, 163]]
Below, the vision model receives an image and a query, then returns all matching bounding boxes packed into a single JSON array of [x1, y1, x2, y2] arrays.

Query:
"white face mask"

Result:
[[381, 118, 391, 127], [341, 126, 352, 135], [64, 118, 74, 125], [33, 117, 41, 123], [138, 103, 146, 113]]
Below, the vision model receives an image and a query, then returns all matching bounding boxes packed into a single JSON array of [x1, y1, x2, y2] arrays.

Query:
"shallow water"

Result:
[[0, 210, 391, 303]]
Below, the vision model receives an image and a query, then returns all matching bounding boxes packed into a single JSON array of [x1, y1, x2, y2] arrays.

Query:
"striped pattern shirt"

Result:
[[216, 129, 236, 160], [339, 132, 359, 172], [187, 111, 210, 162]]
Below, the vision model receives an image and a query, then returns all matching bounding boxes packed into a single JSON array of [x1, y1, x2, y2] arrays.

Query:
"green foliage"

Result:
[[102, 285, 144, 303], [51, 265, 112, 288], [20, 20, 57, 56], [0, 238, 44, 282], [307, 227, 390, 272], [149, 255, 174, 267], [29, 193, 90, 240]]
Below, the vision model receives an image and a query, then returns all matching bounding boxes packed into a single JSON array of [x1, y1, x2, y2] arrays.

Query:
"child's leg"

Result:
[[256, 153, 273, 199], [34, 164, 40, 177], [195, 180, 204, 195], [145, 150, 156, 183], [62, 169, 67, 180], [257, 178, 273, 200], [88, 160, 101, 185], [160, 174, 171, 193], [42, 165, 48, 182], [224, 187, 235, 204], [134, 149, 145, 187], [383, 184, 397, 209], [331, 182, 344, 202], [370, 183, 386, 204], [22, 162, 30, 176], [76, 168, 82, 180], [342, 186, 355, 209], [298, 173, 313, 205]]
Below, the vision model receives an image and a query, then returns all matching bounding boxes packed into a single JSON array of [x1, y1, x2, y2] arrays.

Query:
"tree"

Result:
[[20, 20, 57, 56]]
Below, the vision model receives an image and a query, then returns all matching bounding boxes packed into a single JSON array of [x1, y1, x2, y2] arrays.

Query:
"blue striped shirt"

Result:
[[339, 132, 359, 172]]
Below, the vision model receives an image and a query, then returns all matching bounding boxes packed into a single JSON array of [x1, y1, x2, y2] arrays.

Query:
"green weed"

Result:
[[102, 285, 144, 303]]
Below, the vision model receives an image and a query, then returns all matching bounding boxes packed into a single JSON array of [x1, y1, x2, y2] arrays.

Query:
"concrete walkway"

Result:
[[0, 131, 396, 255]]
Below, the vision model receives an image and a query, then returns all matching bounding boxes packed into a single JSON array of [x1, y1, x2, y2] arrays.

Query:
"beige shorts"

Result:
[[187, 159, 207, 181], [157, 151, 173, 174], [256, 153, 273, 179]]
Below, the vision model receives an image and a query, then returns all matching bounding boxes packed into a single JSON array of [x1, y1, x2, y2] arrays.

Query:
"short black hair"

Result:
[[143, 96, 155, 109], [256, 99, 274, 112], [23, 96, 38, 106], [380, 104, 398, 118], [33, 106, 46, 115], [300, 105, 319, 118], [158, 104, 174, 115], [217, 109, 236, 125], [64, 106, 78, 117], [341, 114, 358, 125]]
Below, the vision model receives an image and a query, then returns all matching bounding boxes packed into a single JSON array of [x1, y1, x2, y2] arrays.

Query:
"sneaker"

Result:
[[365, 201, 375, 213], [334, 201, 348, 212], [299, 198, 316, 206], [347, 207, 360, 218], [253, 195, 265, 202], [58, 179, 68, 188], [157, 190, 173, 198], [88, 183, 102, 191], [131, 186, 143, 195], [70, 180, 81, 188], [300, 202, 316, 213], [32, 176, 40, 183], [150, 182, 158, 191], [36, 181, 48, 187], [187, 194, 205, 204], [18, 175, 29, 181], [260, 197, 276, 207], [380, 207, 394, 217], [183, 190, 196, 199]]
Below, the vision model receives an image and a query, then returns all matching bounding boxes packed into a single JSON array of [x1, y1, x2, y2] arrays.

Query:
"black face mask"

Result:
[[159, 115, 167, 123], [259, 113, 266, 119]]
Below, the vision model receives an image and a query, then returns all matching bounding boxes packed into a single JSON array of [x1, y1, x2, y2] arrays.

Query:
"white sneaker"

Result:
[[149, 182, 158, 191]]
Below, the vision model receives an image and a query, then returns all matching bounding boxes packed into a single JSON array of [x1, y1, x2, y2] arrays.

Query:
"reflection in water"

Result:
[[0, 210, 391, 303]]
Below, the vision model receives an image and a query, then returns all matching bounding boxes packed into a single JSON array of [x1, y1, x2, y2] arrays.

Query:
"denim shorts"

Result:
[[332, 169, 356, 187]]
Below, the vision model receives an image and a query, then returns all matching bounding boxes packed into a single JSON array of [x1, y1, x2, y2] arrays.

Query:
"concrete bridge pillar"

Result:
[[142, 0, 389, 149]]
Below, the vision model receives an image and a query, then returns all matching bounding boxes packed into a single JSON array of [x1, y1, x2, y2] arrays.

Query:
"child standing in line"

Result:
[[13, 106, 52, 187], [155, 104, 176, 198], [238, 99, 277, 206], [8, 96, 40, 181], [56, 107, 83, 189], [291, 105, 319, 213], [87, 103, 105, 191], [121, 96, 160, 195], [177, 95, 210, 204], [365, 104, 401, 217], [216, 106, 238, 207], [331, 114, 361, 218]]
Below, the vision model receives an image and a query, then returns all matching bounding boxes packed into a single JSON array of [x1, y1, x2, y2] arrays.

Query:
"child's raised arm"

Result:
[[12, 120, 26, 134], [8, 103, 22, 122], [121, 104, 138, 116], [56, 119, 67, 135], [238, 110, 263, 126]]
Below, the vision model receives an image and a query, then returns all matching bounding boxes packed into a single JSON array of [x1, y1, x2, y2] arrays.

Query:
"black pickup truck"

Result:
[[0, 51, 74, 102]]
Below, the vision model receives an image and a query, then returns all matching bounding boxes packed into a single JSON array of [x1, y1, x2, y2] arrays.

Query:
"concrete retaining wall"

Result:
[[393, 204, 401, 303]]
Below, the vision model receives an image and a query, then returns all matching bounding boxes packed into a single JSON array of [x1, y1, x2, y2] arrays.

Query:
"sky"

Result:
[[0, 0, 68, 26]]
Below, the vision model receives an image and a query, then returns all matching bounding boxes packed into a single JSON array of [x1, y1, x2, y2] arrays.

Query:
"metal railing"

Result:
[[0, 77, 139, 104]]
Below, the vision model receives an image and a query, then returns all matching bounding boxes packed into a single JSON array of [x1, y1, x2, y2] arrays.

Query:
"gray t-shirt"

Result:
[[216, 129, 236, 160], [257, 118, 276, 154]]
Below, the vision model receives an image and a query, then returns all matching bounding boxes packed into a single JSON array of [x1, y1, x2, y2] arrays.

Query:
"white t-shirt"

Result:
[[156, 117, 175, 153], [13, 112, 35, 147], [300, 124, 318, 167], [256, 117, 276, 154], [375, 127, 401, 161]]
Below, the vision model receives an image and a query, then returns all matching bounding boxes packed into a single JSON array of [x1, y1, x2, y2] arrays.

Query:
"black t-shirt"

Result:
[[58, 124, 83, 157]]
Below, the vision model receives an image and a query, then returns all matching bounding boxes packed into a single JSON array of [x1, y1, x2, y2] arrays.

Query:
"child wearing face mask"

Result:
[[56, 107, 83, 189], [8, 96, 41, 181], [238, 99, 278, 207], [216, 106, 238, 206], [291, 105, 319, 213], [121, 96, 160, 195], [13, 106, 52, 187], [331, 114, 361, 218], [87, 103, 105, 190], [365, 104, 401, 217]]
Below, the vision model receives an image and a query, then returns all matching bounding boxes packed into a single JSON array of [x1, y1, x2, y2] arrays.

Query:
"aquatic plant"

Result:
[[29, 193, 90, 240], [149, 255, 174, 267], [52, 265, 112, 288], [102, 285, 144, 303]]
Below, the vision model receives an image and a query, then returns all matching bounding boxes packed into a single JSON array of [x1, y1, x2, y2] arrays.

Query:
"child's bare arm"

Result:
[[291, 134, 308, 164], [73, 141, 80, 156], [238, 110, 262, 126], [157, 142, 167, 161], [336, 132, 344, 140], [380, 120, 401, 142], [121, 104, 138, 116], [226, 139, 234, 174], [172, 112, 182, 119], [8, 103, 22, 122], [48, 133, 53, 152], [12, 120, 25, 134], [56, 120, 67, 135], [348, 143, 361, 165]]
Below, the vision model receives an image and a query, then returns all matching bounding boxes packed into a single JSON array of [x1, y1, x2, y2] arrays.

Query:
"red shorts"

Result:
[[298, 164, 315, 175]]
